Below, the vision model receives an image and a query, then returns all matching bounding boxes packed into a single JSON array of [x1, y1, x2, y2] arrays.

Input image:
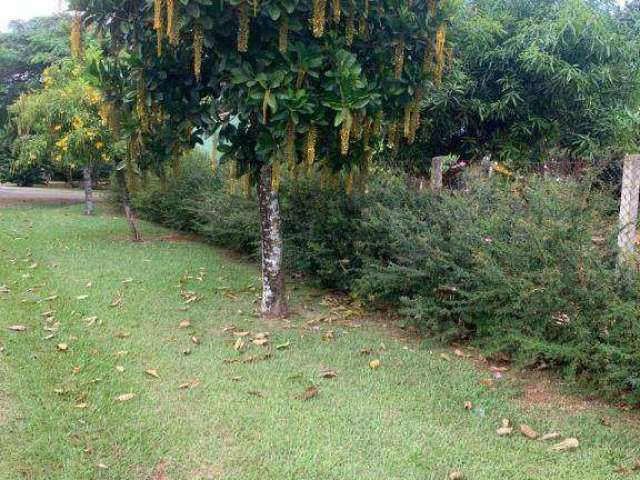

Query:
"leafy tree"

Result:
[[400, 0, 640, 174], [0, 15, 73, 183], [9, 54, 111, 214], [70, 0, 454, 318]]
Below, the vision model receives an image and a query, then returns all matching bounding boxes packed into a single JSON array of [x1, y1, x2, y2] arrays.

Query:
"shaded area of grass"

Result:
[[0, 204, 639, 479]]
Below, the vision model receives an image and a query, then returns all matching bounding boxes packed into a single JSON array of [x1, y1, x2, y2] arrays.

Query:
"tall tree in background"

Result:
[[70, 0, 454, 318], [9, 56, 111, 215]]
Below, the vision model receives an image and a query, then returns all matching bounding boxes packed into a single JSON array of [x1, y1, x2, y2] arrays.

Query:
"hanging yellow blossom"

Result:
[[278, 13, 289, 53], [435, 24, 447, 84], [285, 120, 296, 170], [332, 0, 341, 23], [167, 0, 179, 46], [306, 126, 318, 172], [237, 2, 250, 52], [312, 0, 327, 37], [193, 25, 204, 82], [394, 39, 405, 79]]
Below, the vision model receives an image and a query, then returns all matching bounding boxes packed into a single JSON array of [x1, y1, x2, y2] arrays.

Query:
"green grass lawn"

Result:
[[1, 204, 640, 480]]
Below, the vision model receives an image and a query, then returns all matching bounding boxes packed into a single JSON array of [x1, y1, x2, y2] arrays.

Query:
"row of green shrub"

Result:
[[130, 152, 640, 405]]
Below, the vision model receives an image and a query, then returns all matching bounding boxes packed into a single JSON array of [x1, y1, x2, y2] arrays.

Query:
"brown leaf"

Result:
[[519, 424, 539, 439], [8, 325, 27, 332], [233, 337, 246, 351], [480, 378, 495, 388], [233, 331, 250, 337], [448, 472, 464, 480], [252, 332, 269, 340], [178, 319, 191, 329], [360, 348, 372, 356], [56, 343, 69, 352], [115, 332, 131, 339], [322, 330, 334, 341], [252, 338, 269, 346], [302, 386, 318, 401], [191, 336, 200, 345], [145, 368, 160, 379], [115, 393, 136, 402], [453, 349, 466, 358], [550, 438, 579, 451], [540, 432, 561, 441], [369, 359, 381, 369], [179, 379, 200, 390], [319, 368, 338, 379]]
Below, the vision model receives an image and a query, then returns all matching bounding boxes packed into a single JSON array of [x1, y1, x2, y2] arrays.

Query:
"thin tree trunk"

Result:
[[257, 164, 288, 319], [82, 165, 95, 216], [116, 169, 143, 242]]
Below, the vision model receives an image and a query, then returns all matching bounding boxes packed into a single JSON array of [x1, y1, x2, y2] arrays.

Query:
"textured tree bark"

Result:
[[431, 156, 444, 193], [617, 154, 640, 270], [257, 164, 288, 319], [116, 169, 143, 242], [82, 165, 95, 216]]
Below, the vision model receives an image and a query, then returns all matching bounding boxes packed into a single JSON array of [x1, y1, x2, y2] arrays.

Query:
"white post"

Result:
[[617, 154, 640, 268], [431, 156, 444, 193]]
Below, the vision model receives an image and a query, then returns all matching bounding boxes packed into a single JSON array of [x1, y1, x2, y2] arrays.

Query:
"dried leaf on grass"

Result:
[[115, 393, 136, 402], [551, 438, 579, 451], [520, 424, 539, 439], [8, 325, 26, 332], [302, 386, 318, 401]]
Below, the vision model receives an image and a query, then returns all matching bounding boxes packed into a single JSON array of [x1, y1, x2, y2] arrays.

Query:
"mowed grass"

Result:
[[1, 204, 640, 480]]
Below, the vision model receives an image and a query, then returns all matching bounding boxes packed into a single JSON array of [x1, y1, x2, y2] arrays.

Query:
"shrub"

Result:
[[131, 154, 640, 405]]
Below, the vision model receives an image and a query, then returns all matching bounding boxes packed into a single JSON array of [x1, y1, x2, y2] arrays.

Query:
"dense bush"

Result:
[[131, 155, 640, 405]]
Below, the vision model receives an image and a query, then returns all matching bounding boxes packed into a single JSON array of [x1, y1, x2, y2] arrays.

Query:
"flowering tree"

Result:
[[9, 57, 110, 215], [70, 0, 453, 318]]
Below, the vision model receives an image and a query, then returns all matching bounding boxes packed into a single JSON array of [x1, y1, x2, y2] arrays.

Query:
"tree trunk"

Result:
[[257, 164, 288, 319], [116, 169, 143, 242], [617, 154, 640, 270], [82, 165, 95, 216]]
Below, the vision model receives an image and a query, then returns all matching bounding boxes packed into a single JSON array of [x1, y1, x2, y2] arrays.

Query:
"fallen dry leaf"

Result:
[[115, 332, 131, 339], [233, 331, 250, 337], [453, 349, 466, 358], [302, 386, 318, 401], [464, 401, 473, 410], [520, 424, 539, 439], [551, 438, 579, 452], [8, 325, 26, 332], [369, 359, 381, 370], [115, 393, 136, 402], [56, 343, 69, 352], [319, 368, 338, 379], [145, 368, 160, 379], [179, 379, 200, 390], [252, 338, 269, 346], [480, 378, 495, 388], [322, 330, 334, 341], [448, 471, 464, 480], [75, 402, 88, 409], [439, 353, 451, 361], [178, 319, 191, 329], [496, 419, 512, 436], [234, 337, 246, 351], [96, 463, 109, 470], [115, 365, 125, 373], [540, 432, 561, 441], [191, 336, 200, 345], [76, 295, 89, 300]]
